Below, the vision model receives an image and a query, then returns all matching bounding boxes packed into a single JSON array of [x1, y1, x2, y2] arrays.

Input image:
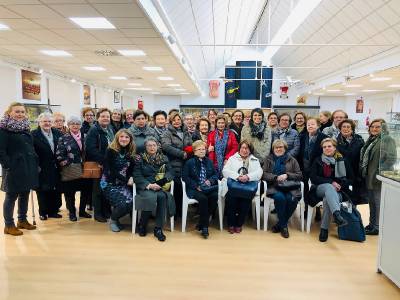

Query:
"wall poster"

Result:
[[356, 97, 364, 113], [83, 85, 91, 105], [21, 70, 41, 101]]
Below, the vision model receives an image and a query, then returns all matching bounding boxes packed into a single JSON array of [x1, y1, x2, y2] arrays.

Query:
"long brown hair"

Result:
[[109, 129, 136, 157]]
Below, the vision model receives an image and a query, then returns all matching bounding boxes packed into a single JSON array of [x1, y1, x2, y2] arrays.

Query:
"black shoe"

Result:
[[333, 211, 348, 227], [195, 224, 203, 232], [138, 224, 147, 237], [365, 228, 379, 235], [315, 207, 322, 222], [271, 208, 277, 214], [280, 227, 289, 238], [365, 224, 373, 231], [79, 212, 92, 218], [39, 215, 48, 221], [94, 215, 107, 223], [319, 229, 329, 242], [48, 213, 62, 219], [201, 227, 209, 239], [69, 214, 77, 222], [271, 224, 280, 233], [154, 227, 166, 242]]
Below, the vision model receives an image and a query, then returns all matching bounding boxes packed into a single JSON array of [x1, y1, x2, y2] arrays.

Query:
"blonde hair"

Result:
[[321, 137, 337, 147], [5, 102, 25, 116], [109, 129, 136, 157], [272, 139, 288, 151], [52, 112, 65, 121], [192, 140, 206, 151]]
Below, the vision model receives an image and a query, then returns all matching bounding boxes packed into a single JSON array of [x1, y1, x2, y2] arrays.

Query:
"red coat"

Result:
[[207, 130, 238, 168]]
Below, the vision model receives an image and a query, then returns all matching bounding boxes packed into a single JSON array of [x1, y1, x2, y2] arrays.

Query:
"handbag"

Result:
[[337, 201, 366, 242], [61, 163, 82, 182], [276, 180, 301, 192], [227, 177, 258, 199], [200, 183, 218, 193], [155, 164, 172, 192], [82, 161, 102, 179]]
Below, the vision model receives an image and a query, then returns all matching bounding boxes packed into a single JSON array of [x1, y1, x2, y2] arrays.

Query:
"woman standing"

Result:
[[273, 113, 300, 158], [241, 108, 272, 163], [336, 119, 365, 205], [81, 107, 96, 138], [319, 111, 332, 132], [52, 112, 68, 134], [129, 110, 158, 154], [152, 110, 168, 140], [267, 112, 279, 131], [56, 117, 91, 221], [123, 109, 135, 129], [161, 112, 192, 217], [229, 109, 244, 143], [207, 109, 218, 131], [223, 140, 263, 233], [192, 117, 210, 143], [133, 137, 175, 242], [101, 129, 135, 232], [110, 109, 124, 134], [360, 119, 397, 235], [0, 102, 38, 235], [263, 140, 303, 238], [207, 115, 238, 178], [183, 140, 219, 238], [32, 112, 63, 220], [310, 138, 353, 242], [291, 111, 307, 136]]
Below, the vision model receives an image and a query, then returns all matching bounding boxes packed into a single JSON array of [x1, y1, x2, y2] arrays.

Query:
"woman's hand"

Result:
[[277, 174, 288, 182], [208, 145, 214, 152], [147, 183, 161, 191], [204, 180, 211, 186], [127, 177, 134, 186], [238, 175, 249, 182], [332, 181, 341, 191], [183, 152, 187, 159]]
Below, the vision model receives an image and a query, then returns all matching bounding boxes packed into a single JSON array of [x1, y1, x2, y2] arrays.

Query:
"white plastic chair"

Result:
[[181, 179, 224, 232], [263, 181, 305, 232], [132, 182, 175, 234], [219, 179, 266, 231]]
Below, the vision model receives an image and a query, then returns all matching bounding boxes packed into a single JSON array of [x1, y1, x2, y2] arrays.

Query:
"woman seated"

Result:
[[262, 139, 303, 238], [310, 138, 353, 242], [222, 140, 263, 233], [183, 140, 219, 239], [101, 129, 135, 232], [133, 137, 175, 242]]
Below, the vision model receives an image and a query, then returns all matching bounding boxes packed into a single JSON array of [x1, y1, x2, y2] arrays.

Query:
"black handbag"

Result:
[[227, 178, 258, 199], [200, 183, 218, 193], [61, 163, 82, 182], [276, 180, 301, 192], [338, 201, 366, 242]]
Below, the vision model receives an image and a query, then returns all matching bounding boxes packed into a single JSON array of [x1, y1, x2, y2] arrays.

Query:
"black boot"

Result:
[[333, 211, 348, 227], [138, 215, 149, 237], [319, 228, 328, 242], [315, 207, 321, 222], [154, 227, 166, 242], [201, 227, 209, 239]]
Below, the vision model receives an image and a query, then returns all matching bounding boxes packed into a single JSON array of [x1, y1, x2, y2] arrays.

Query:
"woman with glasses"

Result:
[[81, 107, 96, 138], [52, 112, 68, 134]]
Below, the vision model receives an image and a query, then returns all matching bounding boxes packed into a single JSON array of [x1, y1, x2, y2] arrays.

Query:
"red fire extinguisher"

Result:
[[138, 97, 143, 110]]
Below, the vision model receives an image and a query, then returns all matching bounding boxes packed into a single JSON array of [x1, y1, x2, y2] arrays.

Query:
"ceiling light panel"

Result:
[[128, 83, 142, 86], [345, 84, 362, 88], [158, 76, 174, 81], [118, 49, 146, 56], [40, 50, 72, 57], [370, 77, 392, 82], [69, 17, 115, 29], [167, 84, 181, 87], [83, 66, 106, 71], [143, 66, 163, 71], [109, 76, 127, 80], [0, 23, 10, 30], [388, 84, 400, 88], [327, 89, 342, 92]]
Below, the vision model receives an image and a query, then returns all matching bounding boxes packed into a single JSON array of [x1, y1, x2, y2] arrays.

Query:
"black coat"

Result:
[[32, 128, 63, 191], [229, 123, 244, 143], [319, 119, 333, 132], [298, 131, 327, 173], [182, 157, 218, 198], [0, 129, 39, 193], [85, 123, 109, 164], [103, 148, 134, 186], [336, 134, 365, 178], [81, 121, 93, 138]]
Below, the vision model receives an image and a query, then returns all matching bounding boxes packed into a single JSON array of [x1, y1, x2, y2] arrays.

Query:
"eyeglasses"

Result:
[[85, 114, 94, 117], [274, 146, 284, 149]]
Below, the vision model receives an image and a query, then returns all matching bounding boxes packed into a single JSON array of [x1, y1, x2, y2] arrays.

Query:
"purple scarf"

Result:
[[0, 115, 30, 133]]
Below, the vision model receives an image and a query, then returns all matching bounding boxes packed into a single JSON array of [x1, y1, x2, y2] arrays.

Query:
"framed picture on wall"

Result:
[[21, 70, 41, 101], [356, 97, 364, 113], [83, 85, 91, 105], [114, 90, 121, 104]]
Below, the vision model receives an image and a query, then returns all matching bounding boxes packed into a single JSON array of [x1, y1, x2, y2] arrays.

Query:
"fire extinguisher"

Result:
[[138, 97, 143, 110]]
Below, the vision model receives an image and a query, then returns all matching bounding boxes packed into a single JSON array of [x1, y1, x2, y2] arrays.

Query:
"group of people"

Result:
[[0, 103, 396, 243]]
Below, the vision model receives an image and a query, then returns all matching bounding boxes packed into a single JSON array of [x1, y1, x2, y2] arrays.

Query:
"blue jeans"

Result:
[[316, 183, 341, 230], [3, 191, 30, 226], [272, 191, 298, 228]]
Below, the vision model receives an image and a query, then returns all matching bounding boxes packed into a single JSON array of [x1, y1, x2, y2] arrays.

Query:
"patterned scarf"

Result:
[[215, 129, 229, 177], [198, 158, 207, 184], [250, 121, 266, 140], [70, 131, 82, 151], [360, 134, 380, 177], [142, 151, 164, 167], [276, 126, 290, 139], [101, 125, 114, 144], [0, 115, 30, 133], [321, 151, 346, 178]]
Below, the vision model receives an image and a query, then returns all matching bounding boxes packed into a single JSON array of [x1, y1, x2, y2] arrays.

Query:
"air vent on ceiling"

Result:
[[94, 50, 121, 56]]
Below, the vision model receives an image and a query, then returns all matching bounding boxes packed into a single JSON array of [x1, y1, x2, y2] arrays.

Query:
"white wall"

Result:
[[0, 64, 18, 116]]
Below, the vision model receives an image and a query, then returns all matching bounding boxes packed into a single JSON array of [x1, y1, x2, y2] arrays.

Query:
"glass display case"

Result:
[[379, 123, 400, 182]]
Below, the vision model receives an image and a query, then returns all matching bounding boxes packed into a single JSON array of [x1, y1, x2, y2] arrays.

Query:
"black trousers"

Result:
[[192, 189, 218, 228], [140, 192, 167, 228], [173, 177, 183, 217], [36, 190, 60, 217], [80, 179, 92, 209], [92, 179, 111, 218], [111, 201, 132, 222], [226, 190, 252, 227], [65, 191, 86, 215]]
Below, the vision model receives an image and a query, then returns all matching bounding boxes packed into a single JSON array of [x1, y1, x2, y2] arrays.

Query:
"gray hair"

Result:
[[37, 112, 53, 122], [144, 136, 159, 147], [67, 116, 82, 126]]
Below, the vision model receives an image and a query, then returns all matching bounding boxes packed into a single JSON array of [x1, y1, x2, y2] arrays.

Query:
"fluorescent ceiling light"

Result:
[[362, 89, 384, 92], [345, 84, 362, 88], [327, 89, 342, 92], [70, 78, 76, 83], [126, 87, 152, 91], [128, 83, 142, 86], [180, 92, 190, 95], [263, 0, 322, 62], [69, 17, 115, 29], [0, 23, 10, 30], [118, 50, 146, 56], [174, 88, 186, 91], [167, 84, 181, 87], [109, 76, 127, 80], [143, 66, 163, 71], [344, 93, 356, 96], [370, 77, 392, 82], [40, 50, 72, 57], [388, 84, 400, 88], [83, 66, 105, 71], [158, 76, 174, 81], [313, 93, 324, 96], [151, 92, 160, 94]]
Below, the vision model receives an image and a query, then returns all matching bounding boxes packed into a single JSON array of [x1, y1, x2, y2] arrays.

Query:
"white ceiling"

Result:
[[159, 0, 267, 80], [0, 0, 197, 95]]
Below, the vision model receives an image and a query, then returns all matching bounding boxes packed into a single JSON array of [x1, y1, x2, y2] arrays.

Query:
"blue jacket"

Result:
[[272, 128, 300, 158], [182, 157, 218, 198]]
